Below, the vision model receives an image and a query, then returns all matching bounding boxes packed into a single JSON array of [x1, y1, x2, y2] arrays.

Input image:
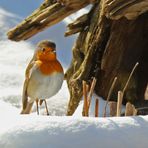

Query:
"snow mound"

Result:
[[0, 114, 148, 148]]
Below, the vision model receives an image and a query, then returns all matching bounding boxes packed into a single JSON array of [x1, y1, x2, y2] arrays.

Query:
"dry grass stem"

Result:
[[116, 91, 123, 116], [123, 62, 139, 94], [103, 77, 117, 117], [95, 98, 99, 117], [109, 101, 117, 117], [87, 77, 97, 109], [82, 81, 88, 116], [125, 102, 134, 116]]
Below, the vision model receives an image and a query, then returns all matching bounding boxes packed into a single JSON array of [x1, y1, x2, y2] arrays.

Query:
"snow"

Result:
[[0, 103, 148, 148], [0, 6, 148, 148]]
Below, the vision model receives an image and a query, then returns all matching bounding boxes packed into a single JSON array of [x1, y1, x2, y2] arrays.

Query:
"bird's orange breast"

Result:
[[35, 60, 63, 75]]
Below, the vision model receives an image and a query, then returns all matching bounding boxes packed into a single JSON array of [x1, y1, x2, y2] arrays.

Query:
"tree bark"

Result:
[[96, 13, 148, 106], [66, 1, 148, 115]]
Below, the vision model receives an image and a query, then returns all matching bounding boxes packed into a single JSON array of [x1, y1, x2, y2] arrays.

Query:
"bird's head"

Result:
[[35, 40, 56, 61]]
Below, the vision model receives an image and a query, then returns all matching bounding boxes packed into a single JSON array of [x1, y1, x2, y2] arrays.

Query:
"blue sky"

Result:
[[0, 0, 43, 17]]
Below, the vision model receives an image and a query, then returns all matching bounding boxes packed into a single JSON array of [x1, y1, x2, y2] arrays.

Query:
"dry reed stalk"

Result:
[[95, 98, 99, 117], [123, 62, 139, 94], [125, 102, 134, 116], [86, 84, 90, 94], [82, 80, 88, 116], [87, 77, 97, 110], [109, 101, 117, 117], [116, 91, 123, 116], [103, 77, 117, 117]]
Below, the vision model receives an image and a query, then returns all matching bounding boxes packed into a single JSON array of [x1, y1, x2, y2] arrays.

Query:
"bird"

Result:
[[21, 40, 64, 115]]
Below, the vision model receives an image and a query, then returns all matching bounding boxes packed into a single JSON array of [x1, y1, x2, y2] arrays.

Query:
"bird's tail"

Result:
[[21, 102, 34, 114], [21, 79, 34, 114]]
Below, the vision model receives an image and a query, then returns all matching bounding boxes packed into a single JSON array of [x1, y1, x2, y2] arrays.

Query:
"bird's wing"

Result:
[[22, 57, 35, 110]]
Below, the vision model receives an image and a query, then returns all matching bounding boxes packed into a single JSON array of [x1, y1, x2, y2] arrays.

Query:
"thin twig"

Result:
[[116, 91, 123, 116], [82, 81, 88, 116], [87, 77, 97, 110], [123, 62, 139, 94], [95, 98, 99, 117], [109, 101, 117, 117], [103, 77, 117, 117]]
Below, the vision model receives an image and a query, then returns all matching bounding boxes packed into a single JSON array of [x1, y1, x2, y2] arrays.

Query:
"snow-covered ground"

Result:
[[0, 5, 148, 148], [0, 100, 148, 148]]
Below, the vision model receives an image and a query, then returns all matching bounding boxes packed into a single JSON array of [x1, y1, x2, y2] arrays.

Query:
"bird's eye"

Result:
[[42, 48, 46, 52], [52, 49, 56, 53]]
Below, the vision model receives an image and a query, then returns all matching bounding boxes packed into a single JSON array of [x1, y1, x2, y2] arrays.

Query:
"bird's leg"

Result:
[[39, 100, 44, 106], [44, 100, 49, 116], [36, 99, 39, 115]]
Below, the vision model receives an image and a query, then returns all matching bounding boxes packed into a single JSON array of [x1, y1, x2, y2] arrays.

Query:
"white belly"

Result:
[[27, 69, 64, 102]]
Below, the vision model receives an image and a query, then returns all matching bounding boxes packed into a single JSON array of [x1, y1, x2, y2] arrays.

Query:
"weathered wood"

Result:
[[104, 0, 148, 20], [65, 14, 89, 36], [7, 0, 94, 41], [96, 13, 148, 107], [66, 1, 110, 115], [58, 0, 95, 8]]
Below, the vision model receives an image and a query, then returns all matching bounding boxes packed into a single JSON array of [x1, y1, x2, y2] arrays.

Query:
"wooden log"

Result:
[[7, 0, 93, 41]]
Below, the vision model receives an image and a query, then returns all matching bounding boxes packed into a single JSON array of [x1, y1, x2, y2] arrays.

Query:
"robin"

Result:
[[21, 40, 64, 115]]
